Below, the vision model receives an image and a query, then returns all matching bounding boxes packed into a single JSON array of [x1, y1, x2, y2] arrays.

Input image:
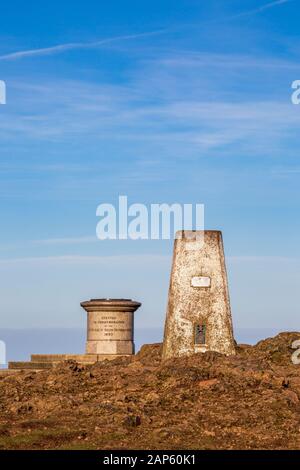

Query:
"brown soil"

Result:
[[1, 332, 300, 450]]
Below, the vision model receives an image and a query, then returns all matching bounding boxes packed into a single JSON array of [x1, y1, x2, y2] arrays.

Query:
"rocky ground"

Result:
[[0, 332, 300, 450]]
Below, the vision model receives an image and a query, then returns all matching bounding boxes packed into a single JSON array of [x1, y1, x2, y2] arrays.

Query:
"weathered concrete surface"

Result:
[[162, 230, 235, 359], [9, 361, 58, 370], [8, 354, 132, 371], [31, 354, 99, 363], [30, 354, 130, 362], [80, 299, 141, 355]]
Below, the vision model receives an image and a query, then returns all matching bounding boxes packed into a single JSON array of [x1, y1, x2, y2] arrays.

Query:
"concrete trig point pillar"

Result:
[[80, 299, 141, 356], [162, 230, 235, 359]]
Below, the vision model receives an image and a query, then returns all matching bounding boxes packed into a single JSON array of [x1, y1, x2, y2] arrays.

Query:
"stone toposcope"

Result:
[[80, 298, 141, 356]]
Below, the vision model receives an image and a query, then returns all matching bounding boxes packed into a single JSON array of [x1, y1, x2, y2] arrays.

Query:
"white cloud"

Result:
[[231, 0, 294, 20], [0, 254, 297, 266], [0, 30, 166, 61], [0, 253, 299, 329], [228, 255, 299, 263], [32, 236, 97, 246], [1, 76, 299, 148], [0, 254, 169, 266], [0, 253, 170, 328]]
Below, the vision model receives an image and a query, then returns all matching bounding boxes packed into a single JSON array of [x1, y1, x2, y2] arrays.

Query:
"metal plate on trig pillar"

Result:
[[194, 324, 206, 344], [191, 276, 211, 288]]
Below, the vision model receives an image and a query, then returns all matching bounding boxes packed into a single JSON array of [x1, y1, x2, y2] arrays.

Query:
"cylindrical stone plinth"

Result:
[[80, 299, 141, 355]]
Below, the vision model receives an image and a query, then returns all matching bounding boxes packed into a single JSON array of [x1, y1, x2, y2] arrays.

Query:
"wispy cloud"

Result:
[[271, 167, 300, 177], [0, 254, 169, 266], [0, 2, 294, 62], [0, 30, 166, 61], [228, 255, 299, 263], [1, 58, 299, 157], [0, 254, 298, 267], [232, 0, 294, 19], [32, 236, 97, 245], [0, 46, 299, 200]]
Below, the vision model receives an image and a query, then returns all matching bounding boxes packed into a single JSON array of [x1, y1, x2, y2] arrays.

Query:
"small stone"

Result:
[[198, 379, 219, 389]]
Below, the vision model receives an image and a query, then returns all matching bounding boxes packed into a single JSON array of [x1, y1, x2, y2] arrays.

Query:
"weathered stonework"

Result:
[[80, 298, 141, 355], [162, 230, 235, 359]]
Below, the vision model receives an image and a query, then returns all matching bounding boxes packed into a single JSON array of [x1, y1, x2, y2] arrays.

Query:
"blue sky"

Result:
[[0, 0, 300, 333]]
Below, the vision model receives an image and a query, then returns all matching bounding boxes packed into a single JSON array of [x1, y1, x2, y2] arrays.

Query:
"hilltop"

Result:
[[0, 332, 300, 450]]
